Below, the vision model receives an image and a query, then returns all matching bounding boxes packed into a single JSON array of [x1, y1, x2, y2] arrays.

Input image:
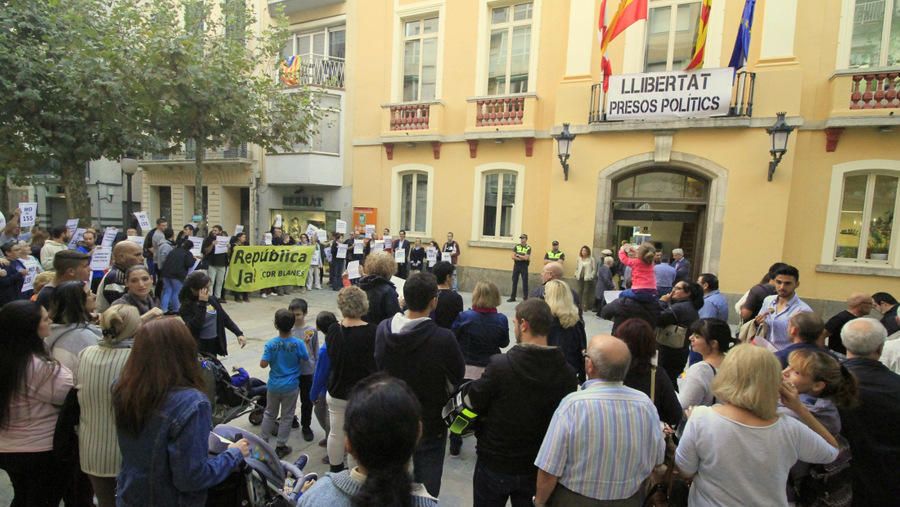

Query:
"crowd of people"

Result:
[[1, 208, 899, 507]]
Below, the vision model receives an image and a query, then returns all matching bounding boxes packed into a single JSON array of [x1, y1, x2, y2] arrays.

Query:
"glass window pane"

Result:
[[403, 40, 421, 102], [415, 174, 428, 232], [423, 17, 439, 34], [634, 172, 687, 199], [329, 29, 345, 59], [672, 3, 701, 70], [685, 176, 706, 199], [405, 20, 420, 37], [836, 175, 868, 259], [492, 6, 509, 25], [500, 173, 517, 237], [482, 174, 499, 236], [514, 2, 533, 21], [867, 175, 897, 260], [421, 38, 437, 101], [889, 3, 900, 66], [850, 0, 886, 67], [319, 109, 340, 154], [313, 33, 325, 58], [488, 29, 509, 95], [298, 35, 311, 58], [645, 6, 671, 72], [509, 25, 531, 94], [616, 176, 635, 198], [401, 174, 413, 231], [281, 37, 294, 59]]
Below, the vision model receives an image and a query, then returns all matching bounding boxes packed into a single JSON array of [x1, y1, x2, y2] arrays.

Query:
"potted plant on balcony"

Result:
[[868, 211, 893, 261]]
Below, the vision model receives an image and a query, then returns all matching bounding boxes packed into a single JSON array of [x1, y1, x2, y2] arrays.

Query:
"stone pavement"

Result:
[[0, 287, 612, 506]]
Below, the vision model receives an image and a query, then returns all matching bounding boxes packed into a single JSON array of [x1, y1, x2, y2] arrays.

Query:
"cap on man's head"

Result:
[[520, 234, 528, 239], [552, 240, 559, 246]]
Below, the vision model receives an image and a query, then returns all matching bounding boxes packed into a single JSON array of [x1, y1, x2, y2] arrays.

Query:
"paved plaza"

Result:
[[0, 287, 612, 507]]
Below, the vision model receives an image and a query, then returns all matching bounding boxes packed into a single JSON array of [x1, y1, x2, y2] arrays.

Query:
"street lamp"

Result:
[[553, 123, 576, 181], [121, 158, 139, 227], [766, 112, 794, 182]]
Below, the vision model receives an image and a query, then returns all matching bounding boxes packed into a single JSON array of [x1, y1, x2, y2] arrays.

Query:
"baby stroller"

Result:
[[200, 353, 265, 425], [207, 424, 317, 507]]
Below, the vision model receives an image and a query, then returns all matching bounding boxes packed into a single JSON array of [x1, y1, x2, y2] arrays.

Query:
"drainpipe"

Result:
[[249, 156, 260, 245]]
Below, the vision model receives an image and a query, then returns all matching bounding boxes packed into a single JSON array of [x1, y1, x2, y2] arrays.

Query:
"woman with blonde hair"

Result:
[[76, 305, 141, 507], [545, 279, 587, 381], [448, 280, 510, 456], [675, 344, 839, 506]]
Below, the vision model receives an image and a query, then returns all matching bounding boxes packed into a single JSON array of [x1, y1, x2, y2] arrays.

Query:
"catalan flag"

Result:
[[686, 0, 713, 70], [280, 55, 300, 87]]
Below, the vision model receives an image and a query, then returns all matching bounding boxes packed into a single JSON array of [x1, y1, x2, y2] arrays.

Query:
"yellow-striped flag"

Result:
[[686, 0, 713, 70]]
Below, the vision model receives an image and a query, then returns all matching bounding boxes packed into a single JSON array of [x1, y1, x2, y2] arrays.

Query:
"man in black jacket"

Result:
[[374, 272, 465, 498], [838, 318, 900, 506], [465, 298, 577, 507]]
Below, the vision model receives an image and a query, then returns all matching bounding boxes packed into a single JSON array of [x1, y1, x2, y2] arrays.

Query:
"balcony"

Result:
[[826, 70, 900, 128], [380, 101, 444, 138], [141, 143, 251, 165], [268, 0, 344, 16], [264, 151, 342, 187], [464, 94, 539, 137], [280, 56, 345, 90], [589, 70, 755, 125]]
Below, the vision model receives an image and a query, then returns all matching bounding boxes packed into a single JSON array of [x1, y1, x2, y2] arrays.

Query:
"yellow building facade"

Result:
[[345, 0, 900, 308]]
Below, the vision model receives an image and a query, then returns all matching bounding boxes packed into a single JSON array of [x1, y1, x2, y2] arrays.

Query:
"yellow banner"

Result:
[[224, 245, 313, 292]]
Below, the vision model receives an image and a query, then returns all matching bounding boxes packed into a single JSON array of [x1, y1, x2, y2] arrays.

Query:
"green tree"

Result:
[[0, 0, 150, 225], [135, 0, 320, 234]]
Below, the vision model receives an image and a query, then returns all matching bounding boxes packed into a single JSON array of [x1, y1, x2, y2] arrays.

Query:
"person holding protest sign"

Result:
[[229, 233, 250, 302], [329, 232, 345, 291], [201, 226, 230, 304], [307, 234, 325, 291], [178, 270, 246, 356], [76, 230, 105, 293], [13, 241, 42, 300]]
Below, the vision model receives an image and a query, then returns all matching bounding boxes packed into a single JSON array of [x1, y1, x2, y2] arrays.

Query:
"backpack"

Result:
[[794, 434, 853, 507]]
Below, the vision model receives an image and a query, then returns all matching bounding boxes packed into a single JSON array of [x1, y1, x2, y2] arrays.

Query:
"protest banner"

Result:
[[214, 236, 230, 254], [68, 228, 86, 249], [65, 219, 79, 237], [19, 203, 37, 228], [605, 68, 733, 121], [90, 247, 112, 271], [133, 211, 151, 231], [224, 245, 314, 292], [336, 219, 347, 235], [101, 227, 118, 248]]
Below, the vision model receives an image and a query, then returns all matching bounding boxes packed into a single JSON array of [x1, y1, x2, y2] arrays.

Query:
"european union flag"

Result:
[[729, 0, 756, 70]]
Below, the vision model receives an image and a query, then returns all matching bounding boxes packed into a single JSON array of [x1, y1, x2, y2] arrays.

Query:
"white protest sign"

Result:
[[353, 240, 364, 255], [324, 246, 333, 262], [390, 275, 406, 295], [264, 233, 273, 245], [0, 211, 5, 230], [274, 214, 283, 228], [19, 202, 37, 228], [214, 236, 230, 254], [68, 228, 86, 249], [21, 258, 39, 293], [346, 260, 361, 280], [65, 219, 80, 237], [371, 240, 384, 253], [395, 248, 406, 263], [441, 251, 452, 263], [603, 290, 622, 304], [127, 235, 144, 246], [383, 235, 392, 247], [364, 225, 375, 238], [234, 224, 244, 236], [316, 229, 328, 243], [306, 224, 318, 239], [188, 236, 203, 256], [311, 249, 320, 266], [426, 248, 437, 265], [605, 68, 733, 121], [336, 219, 347, 235], [336, 244, 348, 259], [90, 246, 112, 271], [101, 227, 118, 247], [133, 211, 151, 231]]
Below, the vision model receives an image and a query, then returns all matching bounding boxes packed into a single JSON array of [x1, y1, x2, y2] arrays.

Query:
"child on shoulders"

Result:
[[618, 242, 658, 303]]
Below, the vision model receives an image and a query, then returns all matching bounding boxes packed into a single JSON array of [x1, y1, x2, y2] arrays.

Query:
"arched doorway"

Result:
[[609, 170, 708, 279], [594, 152, 729, 277]]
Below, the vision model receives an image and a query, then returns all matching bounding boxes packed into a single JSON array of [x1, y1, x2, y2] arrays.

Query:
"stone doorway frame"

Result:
[[594, 152, 728, 275]]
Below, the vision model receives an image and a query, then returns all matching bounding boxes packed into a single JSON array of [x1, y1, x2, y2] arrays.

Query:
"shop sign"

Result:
[[283, 195, 324, 208]]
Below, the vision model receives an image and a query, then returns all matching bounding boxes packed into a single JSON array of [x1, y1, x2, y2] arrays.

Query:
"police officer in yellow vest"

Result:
[[508, 233, 532, 302], [543, 241, 565, 265]]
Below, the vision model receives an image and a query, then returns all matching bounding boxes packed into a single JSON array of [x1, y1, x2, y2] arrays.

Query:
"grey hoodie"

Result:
[[46, 323, 101, 379]]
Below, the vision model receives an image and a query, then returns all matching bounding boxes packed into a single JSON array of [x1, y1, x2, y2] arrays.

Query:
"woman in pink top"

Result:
[[0, 300, 75, 506], [618, 242, 658, 302]]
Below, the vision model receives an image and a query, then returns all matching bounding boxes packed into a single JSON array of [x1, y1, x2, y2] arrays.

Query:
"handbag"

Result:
[[656, 324, 687, 348], [643, 434, 690, 507]]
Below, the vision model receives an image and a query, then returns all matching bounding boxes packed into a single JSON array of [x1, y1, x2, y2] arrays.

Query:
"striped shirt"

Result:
[[77, 344, 132, 476], [534, 380, 665, 500]]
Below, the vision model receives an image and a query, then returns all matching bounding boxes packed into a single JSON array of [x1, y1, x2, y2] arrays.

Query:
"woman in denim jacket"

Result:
[[113, 317, 250, 506]]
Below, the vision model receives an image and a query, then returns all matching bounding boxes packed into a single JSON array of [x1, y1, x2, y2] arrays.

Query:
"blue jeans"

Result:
[[619, 288, 658, 303], [473, 459, 535, 507], [413, 430, 447, 497], [161, 278, 183, 312]]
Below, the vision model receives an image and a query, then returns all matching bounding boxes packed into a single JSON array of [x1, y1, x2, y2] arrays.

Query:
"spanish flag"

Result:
[[686, 0, 713, 70], [600, 0, 648, 55]]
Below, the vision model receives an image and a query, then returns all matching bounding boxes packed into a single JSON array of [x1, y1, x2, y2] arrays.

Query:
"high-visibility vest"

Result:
[[546, 250, 564, 260], [515, 244, 531, 256]]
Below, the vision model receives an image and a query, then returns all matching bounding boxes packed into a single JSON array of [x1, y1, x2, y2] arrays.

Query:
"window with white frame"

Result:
[[402, 17, 439, 102], [399, 171, 429, 234], [281, 25, 346, 88], [644, 0, 701, 72], [292, 94, 341, 155], [848, 0, 900, 68], [481, 171, 518, 238], [487, 2, 533, 95], [833, 172, 899, 263]]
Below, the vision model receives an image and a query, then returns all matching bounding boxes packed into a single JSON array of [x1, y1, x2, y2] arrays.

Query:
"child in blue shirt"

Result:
[[260, 308, 309, 458]]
